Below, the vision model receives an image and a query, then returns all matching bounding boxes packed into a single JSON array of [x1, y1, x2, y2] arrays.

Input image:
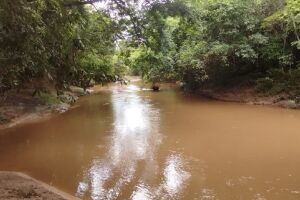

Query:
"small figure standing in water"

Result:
[[152, 82, 160, 91]]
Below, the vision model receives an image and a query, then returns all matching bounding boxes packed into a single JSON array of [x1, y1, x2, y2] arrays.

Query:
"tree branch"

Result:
[[63, 0, 103, 6]]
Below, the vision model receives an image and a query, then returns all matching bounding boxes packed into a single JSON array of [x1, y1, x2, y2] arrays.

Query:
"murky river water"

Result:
[[1, 83, 300, 200]]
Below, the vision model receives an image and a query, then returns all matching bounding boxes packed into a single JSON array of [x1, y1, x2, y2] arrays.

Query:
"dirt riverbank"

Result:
[[0, 86, 89, 130], [0, 78, 135, 130], [0, 172, 79, 200], [198, 86, 299, 109]]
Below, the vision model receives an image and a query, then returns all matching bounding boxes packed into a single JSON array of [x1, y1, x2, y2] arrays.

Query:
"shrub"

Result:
[[255, 77, 274, 93]]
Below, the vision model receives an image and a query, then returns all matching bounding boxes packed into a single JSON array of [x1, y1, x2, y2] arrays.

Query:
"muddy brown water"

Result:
[[1, 83, 300, 200]]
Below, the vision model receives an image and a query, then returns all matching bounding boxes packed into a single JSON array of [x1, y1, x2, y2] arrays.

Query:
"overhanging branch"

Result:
[[63, 0, 103, 6]]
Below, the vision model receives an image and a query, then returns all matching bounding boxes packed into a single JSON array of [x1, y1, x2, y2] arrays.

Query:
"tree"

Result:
[[0, 0, 119, 93]]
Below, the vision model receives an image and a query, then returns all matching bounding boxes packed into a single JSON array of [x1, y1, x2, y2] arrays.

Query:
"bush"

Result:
[[255, 77, 274, 93]]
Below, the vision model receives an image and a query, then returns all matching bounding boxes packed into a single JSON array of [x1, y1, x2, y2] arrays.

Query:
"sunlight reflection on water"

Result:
[[131, 154, 191, 200], [163, 154, 191, 196], [76, 84, 190, 200]]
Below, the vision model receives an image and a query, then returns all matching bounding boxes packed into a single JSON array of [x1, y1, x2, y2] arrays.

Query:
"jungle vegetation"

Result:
[[0, 0, 299, 98]]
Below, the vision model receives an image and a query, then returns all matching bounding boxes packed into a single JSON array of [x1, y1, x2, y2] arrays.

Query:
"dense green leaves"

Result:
[[0, 0, 118, 93], [1, 0, 300, 97], [121, 0, 300, 95]]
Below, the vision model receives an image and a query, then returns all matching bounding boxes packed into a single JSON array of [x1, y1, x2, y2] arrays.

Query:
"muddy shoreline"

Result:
[[0, 79, 135, 130], [197, 87, 300, 109], [0, 171, 80, 200], [0, 92, 76, 131], [0, 83, 114, 130]]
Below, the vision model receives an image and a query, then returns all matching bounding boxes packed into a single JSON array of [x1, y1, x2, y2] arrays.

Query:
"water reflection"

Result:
[[76, 84, 190, 199], [162, 154, 191, 197], [131, 154, 191, 200], [131, 183, 153, 200]]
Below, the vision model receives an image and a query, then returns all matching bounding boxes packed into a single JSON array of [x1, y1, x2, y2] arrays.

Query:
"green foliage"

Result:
[[1, 0, 300, 98], [255, 77, 274, 93], [124, 46, 175, 82], [123, 9, 180, 83], [173, 0, 266, 88], [263, 0, 300, 50], [38, 92, 61, 105], [122, 0, 300, 95], [0, 0, 118, 93]]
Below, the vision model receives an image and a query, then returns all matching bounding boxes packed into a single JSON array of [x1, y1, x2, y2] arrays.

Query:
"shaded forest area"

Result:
[[0, 0, 299, 99]]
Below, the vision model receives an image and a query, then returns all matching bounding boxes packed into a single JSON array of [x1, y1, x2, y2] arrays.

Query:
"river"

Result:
[[1, 83, 300, 200]]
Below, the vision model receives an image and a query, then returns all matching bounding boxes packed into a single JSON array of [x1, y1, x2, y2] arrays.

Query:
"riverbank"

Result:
[[0, 86, 89, 130], [197, 86, 299, 109], [0, 81, 131, 130], [0, 171, 79, 200]]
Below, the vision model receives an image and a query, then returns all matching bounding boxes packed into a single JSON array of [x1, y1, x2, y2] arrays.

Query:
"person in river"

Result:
[[152, 82, 160, 91]]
